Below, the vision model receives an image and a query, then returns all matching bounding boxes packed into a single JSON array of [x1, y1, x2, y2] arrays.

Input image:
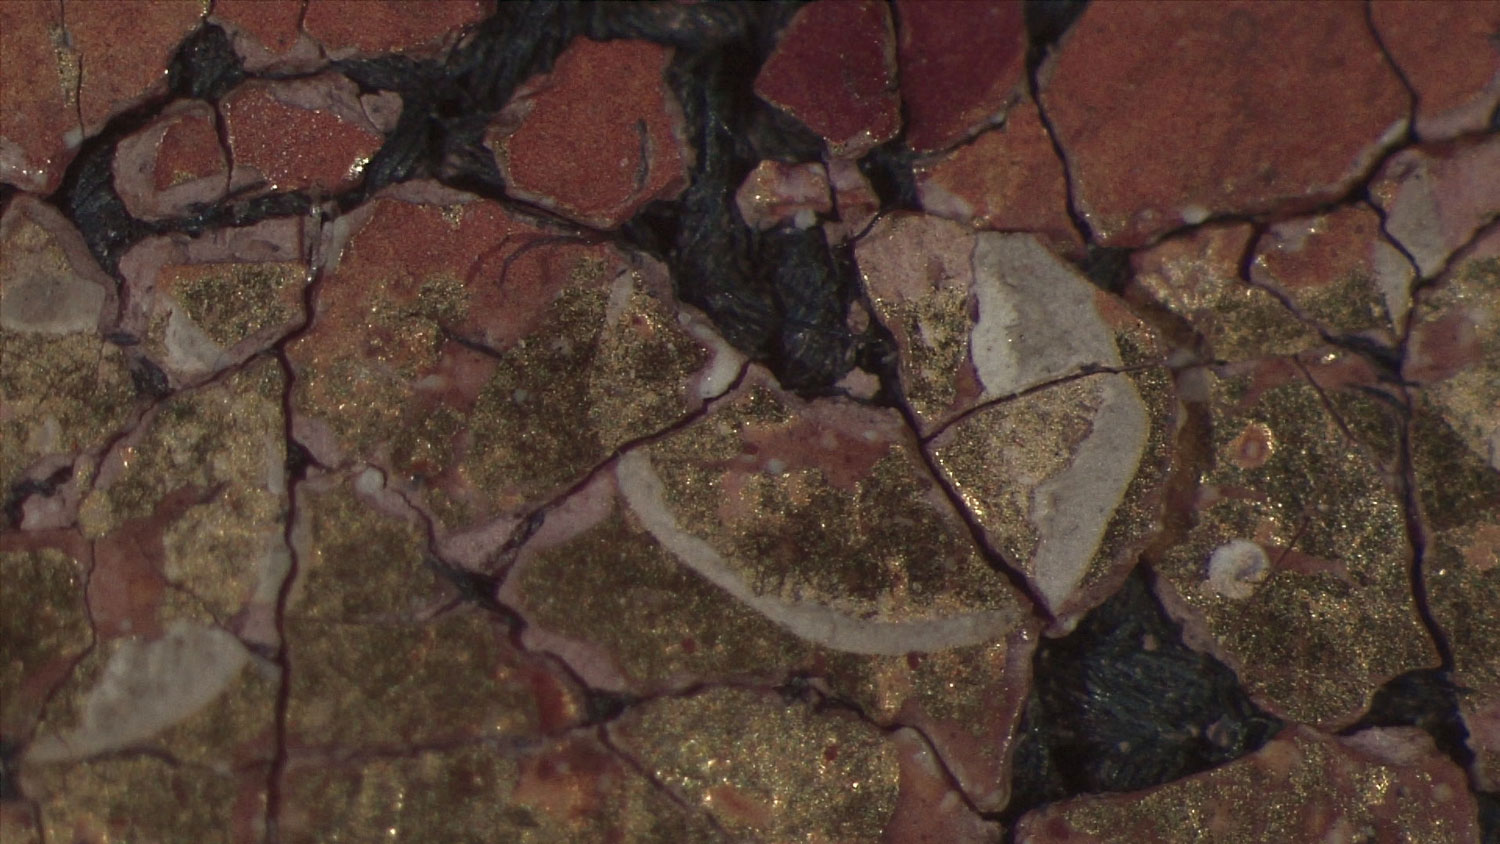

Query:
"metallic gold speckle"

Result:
[[1157, 371, 1434, 726], [1020, 728, 1474, 842], [0, 549, 90, 735], [79, 359, 286, 550], [646, 382, 1011, 618], [26, 755, 246, 844], [163, 262, 305, 348], [611, 687, 899, 840]]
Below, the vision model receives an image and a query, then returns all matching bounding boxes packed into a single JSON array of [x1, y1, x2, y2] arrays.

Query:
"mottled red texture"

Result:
[[151, 108, 226, 192], [1371, 0, 1500, 140], [113, 101, 230, 221], [492, 37, 689, 228], [212, 0, 305, 55], [896, 0, 1027, 152], [223, 79, 383, 194], [302, 0, 486, 54], [1253, 205, 1385, 294], [1045, 1, 1407, 247], [0, 1, 78, 193], [916, 99, 1082, 258], [67, 0, 206, 132], [754, 0, 900, 156]]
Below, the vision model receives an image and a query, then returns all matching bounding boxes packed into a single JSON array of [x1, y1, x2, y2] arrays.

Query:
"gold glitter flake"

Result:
[[0, 549, 90, 735], [645, 383, 1010, 618], [1, 334, 134, 497], [284, 612, 536, 748], [27, 755, 245, 844], [873, 287, 972, 426], [278, 738, 721, 842], [78, 359, 285, 544], [1157, 371, 1434, 726], [1412, 400, 1500, 694], [611, 687, 899, 840], [162, 262, 305, 348]]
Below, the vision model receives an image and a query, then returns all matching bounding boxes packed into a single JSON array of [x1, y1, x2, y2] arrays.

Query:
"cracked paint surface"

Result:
[[2, 2, 1498, 842]]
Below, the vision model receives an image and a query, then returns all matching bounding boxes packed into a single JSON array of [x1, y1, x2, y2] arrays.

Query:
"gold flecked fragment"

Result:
[[610, 687, 900, 839], [1156, 367, 1435, 727], [0, 549, 91, 735]]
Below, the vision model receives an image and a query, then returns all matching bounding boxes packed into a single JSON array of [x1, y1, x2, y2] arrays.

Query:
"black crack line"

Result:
[[11, 542, 100, 750], [1026, 44, 1096, 250], [793, 678, 997, 823], [1292, 352, 1404, 473], [440, 329, 752, 575], [921, 362, 1164, 445], [1398, 211, 1500, 325], [855, 316, 1057, 620], [65, 313, 317, 522], [59, 0, 83, 145], [1231, 221, 1323, 332], [1363, 0, 1422, 146], [1295, 356, 1456, 672], [404, 476, 998, 831], [840, 252, 1058, 618], [595, 725, 734, 840], [261, 209, 332, 844], [1380, 211, 1500, 396], [1391, 385, 1459, 674]]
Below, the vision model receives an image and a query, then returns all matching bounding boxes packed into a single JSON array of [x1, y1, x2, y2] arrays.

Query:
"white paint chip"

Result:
[[1204, 539, 1271, 600], [616, 450, 1017, 655], [27, 622, 250, 762], [970, 233, 1122, 397]]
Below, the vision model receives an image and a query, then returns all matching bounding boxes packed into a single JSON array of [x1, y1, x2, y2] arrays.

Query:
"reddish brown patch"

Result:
[[152, 109, 228, 191], [917, 99, 1083, 259], [223, 81, 382, 194], [754, 0, 900, 156], [513, 737, 618, 823], [1253, 205, 1383, 292], [88, 485, 214, 640], [310, 199, 564, 350], [493, 38, 688, 228], [1046, 816, 1077, 839], [1225, 357, 1303, 414], [0, 1, 79, 193], [1045, 2, 1407, 246], [1265, 543, 1355, 586], [1464, 526, 1500, 573], [522, 660, 585, 734], [1406, 309, 1482, 384], [68, 0, 206, 132], [303, 0, 486, 55], [458, 241, 605, 350], [741, 416, 893, 492], [1133, 224, 1255, 305], [1371, 1, 1500, 138], [229, 765, 274, 844], [896, 0, 1027, 152], [213, 0, 304, 55], [705, 784, 774, 829], [1300, 351, 1384, 394], [1226, 423, 1275, 470]]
